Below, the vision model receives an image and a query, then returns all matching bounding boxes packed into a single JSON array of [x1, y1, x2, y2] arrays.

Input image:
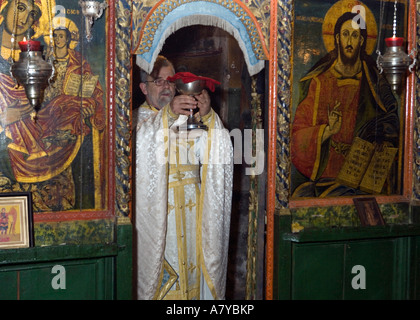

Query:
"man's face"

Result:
[[336, 19, 364, 65], [140, 65, 176, 110], [5, 0, 40, 36]]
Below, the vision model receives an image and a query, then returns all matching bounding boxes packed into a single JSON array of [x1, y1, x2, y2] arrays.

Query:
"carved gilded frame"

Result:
[[265, 0, 417, 300], [272, 0, 417, 299], [0, 0, 117, 245], [288, 0, 415, 210], [115, 0, 278, 299]]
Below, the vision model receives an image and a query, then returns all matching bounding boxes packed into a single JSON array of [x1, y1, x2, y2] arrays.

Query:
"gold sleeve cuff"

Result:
[[167, 106, 179, 121]]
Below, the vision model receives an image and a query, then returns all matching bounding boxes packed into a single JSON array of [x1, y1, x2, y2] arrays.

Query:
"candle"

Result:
[[385, 37, 404, 47], [18, 38, 41, 51]]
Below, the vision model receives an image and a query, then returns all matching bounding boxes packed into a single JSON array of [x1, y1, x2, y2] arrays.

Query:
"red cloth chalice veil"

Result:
[[167, 72, 221, 92]]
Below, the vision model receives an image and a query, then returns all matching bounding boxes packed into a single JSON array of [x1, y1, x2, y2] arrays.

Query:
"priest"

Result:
[[134, 55, 233, 300]]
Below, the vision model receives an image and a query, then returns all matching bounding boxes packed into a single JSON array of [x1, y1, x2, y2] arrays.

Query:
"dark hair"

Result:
[[302, 11, 374, 81], [140, 55, 175, 83], [334, 12, 367, 53], [30, 0, 42, 21]]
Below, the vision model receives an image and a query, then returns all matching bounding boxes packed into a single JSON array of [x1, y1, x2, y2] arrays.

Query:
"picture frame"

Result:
[[353, 197, 385, 226], [0, 0, 114, 221], [0, 192, 34, 249], [289, 0, 409, 206]]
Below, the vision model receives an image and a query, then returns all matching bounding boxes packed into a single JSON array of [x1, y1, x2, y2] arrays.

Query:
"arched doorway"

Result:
[[129, 0, 270, 299], [132, 23, 266, 299]]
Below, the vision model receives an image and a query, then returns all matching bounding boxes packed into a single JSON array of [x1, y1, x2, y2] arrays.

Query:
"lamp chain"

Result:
[[375, 0, 385, 72], [392, 0, 398, 38], [9, 0, 19, 62], [46, 0, 54, 49]]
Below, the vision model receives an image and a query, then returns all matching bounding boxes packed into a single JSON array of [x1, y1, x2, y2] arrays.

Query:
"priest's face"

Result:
[[142, 65, 176, 110], [336, 19, 364, 66]]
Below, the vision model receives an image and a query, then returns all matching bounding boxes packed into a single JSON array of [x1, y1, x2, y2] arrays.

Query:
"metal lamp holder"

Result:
[[8, 0, 55, 115], [376, 0, 416, 93], [78, 0, 108, 42]]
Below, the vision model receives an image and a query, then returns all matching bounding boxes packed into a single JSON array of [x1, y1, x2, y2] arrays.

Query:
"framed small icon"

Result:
[[353, 197, 385, 226], [0, 192, 34, 249]]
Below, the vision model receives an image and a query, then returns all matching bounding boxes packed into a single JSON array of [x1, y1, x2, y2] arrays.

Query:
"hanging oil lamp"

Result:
[[8, 0, 56, 115], [10, 38, 54, 113], [78, 0, 108, 42], [377, 37, 416, 93], [376, 0, 416, 93]]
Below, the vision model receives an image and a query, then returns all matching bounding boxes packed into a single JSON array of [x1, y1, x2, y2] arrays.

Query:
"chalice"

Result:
[[175, 79, 208, 131]]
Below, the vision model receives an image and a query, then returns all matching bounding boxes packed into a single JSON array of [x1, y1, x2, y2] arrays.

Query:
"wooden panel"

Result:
[[0, 270, 18, 299], [292, 243, 345, 299], [0, 243, 121, 299], [0, 258, 113, 300], [343, 238, 406, 299], [409, 235, 420, 299], [115, 223, 133, 300], [290, 237, 410, 300], [274, 213, 292, 300]]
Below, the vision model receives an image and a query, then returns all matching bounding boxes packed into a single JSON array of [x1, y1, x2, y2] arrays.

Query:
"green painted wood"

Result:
[[274, 213, 292, 300], [409, 236, 420, 299], [284, 224, 420, 243], [276, 204, 420, 300], [0, 241, 130, 299], [0, 257, 114, 300], [291, 242, 345, 299], [0, 270, 17, 299], [343, 238, 407, 299], [0, 243, 118, 265], [20, 258, 113, 300], [116, 223, 133, 300], [0, 222, 133, 300], [289, 236, 412, 299]]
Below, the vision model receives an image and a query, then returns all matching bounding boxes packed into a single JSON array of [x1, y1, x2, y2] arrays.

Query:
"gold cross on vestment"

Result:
[[173, 170, 185, 181], [185, 199, 196, 211]]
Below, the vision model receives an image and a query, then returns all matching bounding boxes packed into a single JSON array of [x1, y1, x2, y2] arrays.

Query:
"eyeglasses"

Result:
[[145, 78, 175, 86]]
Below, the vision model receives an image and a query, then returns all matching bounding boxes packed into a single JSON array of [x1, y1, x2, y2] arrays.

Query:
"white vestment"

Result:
[[135, 104, 233, 300]]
